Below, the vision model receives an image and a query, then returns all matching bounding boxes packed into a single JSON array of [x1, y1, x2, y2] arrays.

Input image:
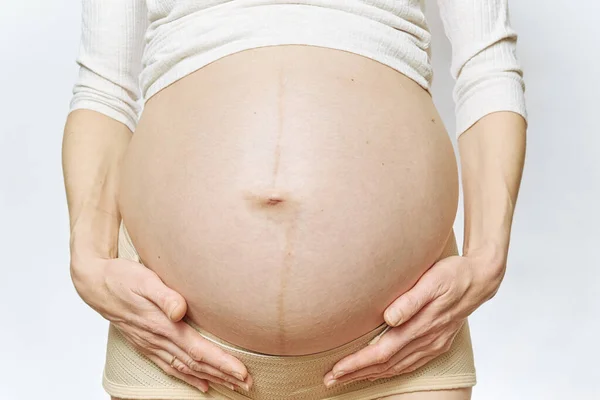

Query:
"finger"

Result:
[[134, 269, 188, 321], [329, 332, 436, 385], [328, 323, 430, 381], [146, 352, 209, 393], [361, 354, 437, 384], [329, 299, 454, 382], [158, 338, 251, 391], [117, 324, 251, 392], [388, 353, 438, 376], [370, 323, 462, 382], [384, 270, 444, 327], [171, 322, 250, 382], [386, 349, 432, 377], [153, 348, 239, 391], [339, 350, 433, 387], [362, 357, 436, 383], [373, 353, 439, 381]]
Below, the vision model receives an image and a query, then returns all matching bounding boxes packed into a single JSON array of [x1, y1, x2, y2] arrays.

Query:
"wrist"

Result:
[[69, 248, 108, 303], [69, 213, 119, 294], [463, 236, 508, 261], [463, 240, 508, 288], [69, 210, 120, 259]]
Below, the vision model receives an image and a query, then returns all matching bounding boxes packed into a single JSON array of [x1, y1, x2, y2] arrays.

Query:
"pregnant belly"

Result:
[[118, 45, 459, 355]]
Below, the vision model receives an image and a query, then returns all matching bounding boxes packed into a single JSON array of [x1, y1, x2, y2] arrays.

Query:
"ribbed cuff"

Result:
[[69, 98, 138, 133], [455, 74, 527, 139]]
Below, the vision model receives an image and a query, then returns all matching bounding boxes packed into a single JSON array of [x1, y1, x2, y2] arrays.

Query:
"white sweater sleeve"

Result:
[[69, 0, 148, 133], [436, 0, 528, 138]]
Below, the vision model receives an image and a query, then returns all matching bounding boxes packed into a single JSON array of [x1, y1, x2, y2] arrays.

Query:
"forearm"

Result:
[[62, 109, 132, 268], [458, 111, 527, 272]]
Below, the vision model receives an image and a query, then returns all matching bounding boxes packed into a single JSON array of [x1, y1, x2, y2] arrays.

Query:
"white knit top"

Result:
[[69, 0, 528, 138]]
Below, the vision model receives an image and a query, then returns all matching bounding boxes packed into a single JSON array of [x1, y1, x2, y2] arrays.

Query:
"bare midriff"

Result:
[[118, 45, 459, 356]]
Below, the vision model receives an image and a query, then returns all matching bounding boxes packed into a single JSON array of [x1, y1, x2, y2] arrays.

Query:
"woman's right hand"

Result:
[[70, 254, 253, 393]]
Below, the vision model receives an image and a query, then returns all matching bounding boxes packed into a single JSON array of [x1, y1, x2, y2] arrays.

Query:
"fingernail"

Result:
[[325, 379, 337, 388], [240, 382, 250, 391], [333, 370, 346, 379], [199, 385, 208, 393], [168, 302, 179, 319], [368, 335, 381, 345], [232, 372, 245, 381], [384, 309, 400, 326], [244, 375, 253, 389], [225, 383, 235, 390]]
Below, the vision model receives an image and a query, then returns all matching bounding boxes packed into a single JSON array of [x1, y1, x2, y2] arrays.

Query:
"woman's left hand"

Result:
[[323, 247, 506, 387]]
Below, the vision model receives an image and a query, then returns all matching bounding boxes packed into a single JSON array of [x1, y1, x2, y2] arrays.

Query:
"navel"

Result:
[[242, 188, 290, 210]]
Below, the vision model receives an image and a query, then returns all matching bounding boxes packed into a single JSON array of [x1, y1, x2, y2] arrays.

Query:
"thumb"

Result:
[[139, 270, 188, 321], [383, 273, 439, 327]]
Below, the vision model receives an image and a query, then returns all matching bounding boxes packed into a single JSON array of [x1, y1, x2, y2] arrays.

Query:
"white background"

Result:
[[1, 1, 598, 399]]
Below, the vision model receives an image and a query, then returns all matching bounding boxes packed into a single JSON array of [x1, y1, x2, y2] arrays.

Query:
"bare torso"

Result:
[[118, 45, 459, 356]]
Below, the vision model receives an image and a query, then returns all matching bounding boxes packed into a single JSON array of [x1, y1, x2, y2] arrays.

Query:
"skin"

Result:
[[115, 45, 460, 357], [62, 111, 249, 393], [323, 111, 527, 395], [63, 44, 526, 398]]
